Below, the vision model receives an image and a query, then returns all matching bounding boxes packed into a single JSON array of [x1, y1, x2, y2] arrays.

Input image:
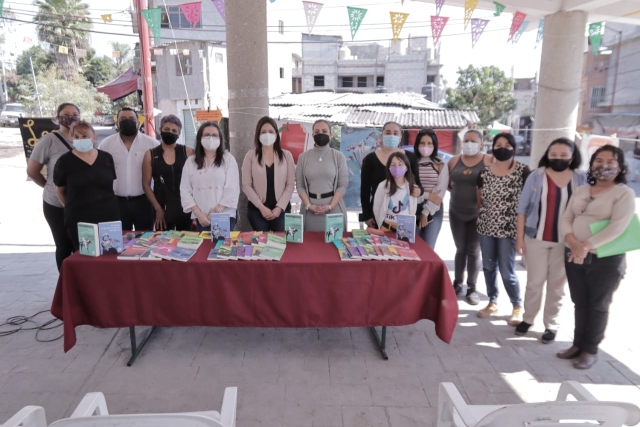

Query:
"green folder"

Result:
[[589, 214, 640, 257]]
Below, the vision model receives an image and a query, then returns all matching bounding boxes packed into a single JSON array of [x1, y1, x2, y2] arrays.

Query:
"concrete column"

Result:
[[226, 0, 270, 231], [531, 10, 588, 166]]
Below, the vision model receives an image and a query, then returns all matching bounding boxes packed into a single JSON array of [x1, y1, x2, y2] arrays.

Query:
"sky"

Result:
[[3, 0, 542, 84]]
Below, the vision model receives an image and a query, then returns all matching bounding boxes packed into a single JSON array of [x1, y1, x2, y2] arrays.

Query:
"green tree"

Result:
[[444, 65, 517, 127], [16, 46, 55, 77], [83, 56, 116, 87], [109, 41, 134, 72], [34, 0, 93, 77]]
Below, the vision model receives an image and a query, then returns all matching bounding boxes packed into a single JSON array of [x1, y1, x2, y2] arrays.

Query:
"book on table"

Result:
[[161, 230, 182, 239], [387, 246, 401, 259], [150, 244, 176, 260], [239, 246, 253, 260], [229, 246, 239, 260], [139, 247, 162, 261], [251, 232, 263, 245], [251, 246, 264, 260], [179, 231, 201, 239], [207, 248, 225, 261], [117, 246, 148, 260], [347, 246, 362, 259], [199, 231, 212, 240], [166, 246, 197, 262], [325, 214, 344, 243], [177, 236, 203, 250], [389, 238, 411, 250], [98, 221, 124, 254], [396, 215, 416, 244], [210, 213, 231, 241], [260, 246, 285, 261], [217, 245, 233, 260], [332, 240, 346, 250], [257, 233, 268, 246], [337, 247, 361, 261], [77, 223, 100, 257], [266, 233, 287, 250], [284, 214, 304, 243], [351, 229, 369, 237], [396, 248, 421, 261], [238, 232, 254, 246]]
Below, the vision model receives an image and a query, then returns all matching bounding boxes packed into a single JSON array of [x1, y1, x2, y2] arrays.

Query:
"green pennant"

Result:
[[493, 1, 506, 16], [141, 8, 162, 43], [0, 0, 5, 16], [589, 22, 604, 55], [347, 6, 367, 40]]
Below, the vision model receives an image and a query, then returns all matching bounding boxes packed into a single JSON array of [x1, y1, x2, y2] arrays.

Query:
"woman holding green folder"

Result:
[[558, 145, 635, 369]]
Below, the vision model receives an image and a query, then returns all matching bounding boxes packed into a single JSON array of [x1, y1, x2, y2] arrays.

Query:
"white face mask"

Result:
[[259, 133, 277, 147], [462, 142, 480, 156], [201, 136, 221, 151]]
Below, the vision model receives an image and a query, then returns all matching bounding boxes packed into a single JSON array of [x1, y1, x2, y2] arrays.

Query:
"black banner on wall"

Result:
[[19, 117, 59, 159]]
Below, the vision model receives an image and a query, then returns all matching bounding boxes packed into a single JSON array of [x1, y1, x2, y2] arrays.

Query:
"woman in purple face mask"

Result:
[[372, 152, 418, 232]]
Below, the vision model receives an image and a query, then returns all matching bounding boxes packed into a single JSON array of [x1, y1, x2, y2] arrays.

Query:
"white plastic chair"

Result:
[[437, 381, 640, 427], [2, 387, 237, 427]]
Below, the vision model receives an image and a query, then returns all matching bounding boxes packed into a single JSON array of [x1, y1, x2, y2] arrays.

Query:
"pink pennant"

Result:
[[430, 15, 448, 46], [179, 1, 202, 28], [435, 0, 445, 16], [507, 11, 526, 42], [471, 18, 489, 48], [211, 0, 225, 22]]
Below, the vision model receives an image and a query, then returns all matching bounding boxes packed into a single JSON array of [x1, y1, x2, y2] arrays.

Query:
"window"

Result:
[[215, 53, 223, 63], [341, 76, 353, 88], [376, 76, 384, 87], [590, 86, 606, 109], [314, 75, 324, 87], [426, 75, 436, 83], [280, 68, 284, 79], [279, 20, 284, 34], [161, 6, 201, 28], [357, 76, 367, 88], [176, 53, 192, 76]]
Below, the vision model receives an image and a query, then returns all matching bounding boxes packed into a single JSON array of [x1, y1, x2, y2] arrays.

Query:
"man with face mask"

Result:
[[98, 107, 160, 231]]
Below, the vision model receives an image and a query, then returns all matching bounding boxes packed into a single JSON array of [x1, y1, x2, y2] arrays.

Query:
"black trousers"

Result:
[[117, 196, 154, 232], [43, 201, 74, 271], [565, 253, 626, 354], [449, 211, 482, 289]]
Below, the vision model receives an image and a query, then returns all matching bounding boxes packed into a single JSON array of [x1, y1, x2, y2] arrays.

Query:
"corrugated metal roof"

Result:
[[270, 91, 442, 109]]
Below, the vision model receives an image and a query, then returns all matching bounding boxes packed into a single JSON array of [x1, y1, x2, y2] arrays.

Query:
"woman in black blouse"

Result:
[[53, 121, 120, 250], [360, 121, 422, 226]]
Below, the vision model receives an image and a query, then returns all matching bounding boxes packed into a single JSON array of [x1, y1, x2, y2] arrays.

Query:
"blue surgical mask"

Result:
[[73, 138, 94, 152], [382, 135, 400, 149]]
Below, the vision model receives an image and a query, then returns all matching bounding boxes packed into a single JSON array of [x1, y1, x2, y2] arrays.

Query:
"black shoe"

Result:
[[453, 281, 465, 297], [541, 329, 556, 344], [515, 321, 531, 336], [466, 290, 480, 306]]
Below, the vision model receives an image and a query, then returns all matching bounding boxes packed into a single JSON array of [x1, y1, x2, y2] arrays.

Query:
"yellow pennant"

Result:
[[101, 14, 113, 23], [390, 12, 409, 43], [464, 0, 479, 30], [58, 46, 69, 54]]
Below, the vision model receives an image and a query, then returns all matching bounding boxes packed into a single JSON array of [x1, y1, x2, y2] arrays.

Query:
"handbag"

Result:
[[589, 213, 640, 257]]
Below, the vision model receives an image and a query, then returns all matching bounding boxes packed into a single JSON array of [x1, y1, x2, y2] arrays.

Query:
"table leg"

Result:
[[370, 326, 389, 360], [127, 326, 157, 366]]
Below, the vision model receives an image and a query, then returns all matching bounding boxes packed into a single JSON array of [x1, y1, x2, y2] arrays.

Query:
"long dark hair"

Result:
[[588, 145, 628, 185], [413, 128, 439, 162], [385, 152, 415, 197], [195, 121, 225, 170], [254, 116, 284, 166], [538, 137, 581, 170]]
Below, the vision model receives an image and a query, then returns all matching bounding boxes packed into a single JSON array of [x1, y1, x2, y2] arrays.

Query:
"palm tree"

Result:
[[110, 41, 134, 73], [34, 0, 92, 77]]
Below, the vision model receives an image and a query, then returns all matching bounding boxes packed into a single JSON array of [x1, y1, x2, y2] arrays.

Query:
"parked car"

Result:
[[0, 103, 25, 127]]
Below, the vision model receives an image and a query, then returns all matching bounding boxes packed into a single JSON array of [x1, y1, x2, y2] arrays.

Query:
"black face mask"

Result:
[[119, 120, 138, 137], [549, 159, 571, 172], [493, 147, 514, 162], [314, 134, 330, 147], [161, 132, 179, 145]]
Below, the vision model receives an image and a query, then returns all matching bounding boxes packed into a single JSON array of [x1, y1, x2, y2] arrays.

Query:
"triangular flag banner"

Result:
[[535, 18, 544, 48], [589, 22, 604, 55], [39, 41, 50, 50], [198, 49, 203, 58], [170, 49, 178, 55], [76, 48, 87, 58], [470, 18, 489, 48], [347, 7, 367, 41], [58, 46, 69, 54], [430, 15, 448, 46], [211, 0, 225, 22], [390, 12, 409, 43], [512, 20, 529, 43], [183, 49, 190, 55], [435, 0, 445, 16], [179, 2, 202, 28], [493, 2, 505, 16], [302, 1, 323, 35], [507, 11, 526, 42], [464, 0, 478, 30], [141, 8, 162, 43], [0, 0, 5, 16], [101, 14, 113, 23]]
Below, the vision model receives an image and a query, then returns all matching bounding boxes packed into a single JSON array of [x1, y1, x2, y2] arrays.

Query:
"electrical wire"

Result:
[[0, 310, 63, 342]]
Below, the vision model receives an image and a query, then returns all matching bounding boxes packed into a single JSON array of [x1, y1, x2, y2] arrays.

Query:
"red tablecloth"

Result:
[[51, 233, 458, 352]]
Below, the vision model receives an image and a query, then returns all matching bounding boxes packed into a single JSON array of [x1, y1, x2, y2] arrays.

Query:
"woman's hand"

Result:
[[411, 185, 421, 198], [319, 205, 332, 214], [269, 207, 283, 220], [515, 237, 525, 256], [568, 253, 584, 265], [196, 211, 210, 227], [259, 205, 273, 219], [211, 204, 226, 214], [154, 208, 167, 231], [365, 218, 376, 227], [308, 205, 322, 215], [418, 214, 430, 229], [567, 236, 588, 259]]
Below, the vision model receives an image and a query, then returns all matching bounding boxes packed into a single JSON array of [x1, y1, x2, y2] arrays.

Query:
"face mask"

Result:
[[419, 146, 434, 158], [161, 132, 179, 145], [119, 120, 138, 137], [259, 133, 277, 147], [462, 142, 480, 156], [73, 138, 93, 152], [201, 136, 221, 151], [314, 134, 330, 147], [549, 159, 571, 172], [493, 147, 514, 162], [382, 135, 400, 149], [389, 165, 407, 178], [591, 164, 619, 181], [59, 116, 79, 129]]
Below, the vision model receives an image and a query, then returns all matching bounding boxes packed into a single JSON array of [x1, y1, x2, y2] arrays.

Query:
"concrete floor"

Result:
[[1, 127, 639, 427]]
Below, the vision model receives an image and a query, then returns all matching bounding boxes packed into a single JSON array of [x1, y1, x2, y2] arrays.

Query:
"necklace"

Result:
[[317, 146, 330, 162]]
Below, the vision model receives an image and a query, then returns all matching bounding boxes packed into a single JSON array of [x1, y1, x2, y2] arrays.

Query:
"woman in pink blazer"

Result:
[[242, 116, 296, 232]]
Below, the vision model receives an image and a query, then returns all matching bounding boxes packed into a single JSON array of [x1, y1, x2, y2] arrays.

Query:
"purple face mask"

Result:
[[389, 165, 407, 178]]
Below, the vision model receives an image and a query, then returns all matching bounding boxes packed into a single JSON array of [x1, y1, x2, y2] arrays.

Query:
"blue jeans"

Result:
[[196, 217, 236, 233], [478, 234, 522, 306], [418, 204, 444, 249], [247, 203, 290, 232]]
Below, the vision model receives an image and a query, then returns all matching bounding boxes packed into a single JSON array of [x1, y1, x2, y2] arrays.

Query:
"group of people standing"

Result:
[[28, 103, 635, 370]]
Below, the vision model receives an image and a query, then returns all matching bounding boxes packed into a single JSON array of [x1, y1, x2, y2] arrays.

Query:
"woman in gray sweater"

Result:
[[295, 120, 349, 232]]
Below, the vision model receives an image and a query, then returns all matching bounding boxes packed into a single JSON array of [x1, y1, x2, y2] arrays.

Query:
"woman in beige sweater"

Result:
[[242, 116, 296, 232], [558, 145, 635, 370]]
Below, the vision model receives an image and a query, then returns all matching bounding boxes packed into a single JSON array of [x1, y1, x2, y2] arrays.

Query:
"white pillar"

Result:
[[531, 10, 588, 166]]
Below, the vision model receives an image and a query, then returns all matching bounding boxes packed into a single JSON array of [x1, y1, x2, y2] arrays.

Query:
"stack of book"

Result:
[[333, 228, 421, 261], [115, 230, 205, 262], [207, 232, 287, 261]]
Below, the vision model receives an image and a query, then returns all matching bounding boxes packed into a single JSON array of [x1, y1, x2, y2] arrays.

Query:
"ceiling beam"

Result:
[[565, 0, 623, 12]]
